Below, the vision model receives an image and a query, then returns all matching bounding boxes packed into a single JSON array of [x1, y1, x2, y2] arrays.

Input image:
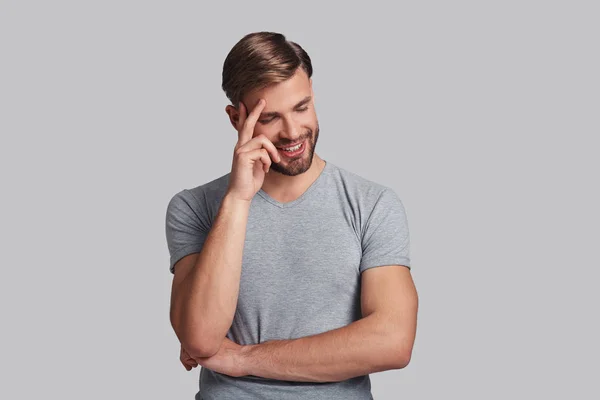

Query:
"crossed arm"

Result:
[[235, 265, 418, 382]]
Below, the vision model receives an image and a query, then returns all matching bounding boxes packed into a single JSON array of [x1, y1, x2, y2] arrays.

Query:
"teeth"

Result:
[[282, 142, 302, 151]]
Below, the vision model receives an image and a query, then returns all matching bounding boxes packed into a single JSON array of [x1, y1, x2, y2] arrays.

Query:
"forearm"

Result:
[[177, 194, 250, 356], [239, 313, 405, 383]]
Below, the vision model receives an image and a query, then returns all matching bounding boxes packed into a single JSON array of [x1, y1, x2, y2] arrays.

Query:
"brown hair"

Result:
[[221, 31, 313, 107]]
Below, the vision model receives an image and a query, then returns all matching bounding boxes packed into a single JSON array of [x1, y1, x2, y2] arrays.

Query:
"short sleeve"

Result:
[[165, 189, 210, 274], [359, 188, 411, 273]]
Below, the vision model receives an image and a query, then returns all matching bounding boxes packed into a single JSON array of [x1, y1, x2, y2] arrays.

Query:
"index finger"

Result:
[[238, 99, 266, 146]]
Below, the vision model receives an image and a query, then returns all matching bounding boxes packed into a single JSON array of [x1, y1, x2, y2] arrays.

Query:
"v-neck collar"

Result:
[[256, 160, 329, 209]]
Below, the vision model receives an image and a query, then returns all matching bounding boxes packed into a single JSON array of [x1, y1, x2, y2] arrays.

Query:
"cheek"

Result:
[[298, 111, 316, 125], [253, 124, 272, 136], [255, 125, 278, 138], [252, 126, 278, 143]]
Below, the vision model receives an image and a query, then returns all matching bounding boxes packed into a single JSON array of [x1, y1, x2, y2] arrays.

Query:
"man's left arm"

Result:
[[239, 264, 418, 383]]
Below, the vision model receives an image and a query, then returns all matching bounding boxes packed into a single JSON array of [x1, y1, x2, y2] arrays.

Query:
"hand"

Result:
[[180, 344, 198, 371], [226, 99, 281, 202], [193, 337, 248, 378]]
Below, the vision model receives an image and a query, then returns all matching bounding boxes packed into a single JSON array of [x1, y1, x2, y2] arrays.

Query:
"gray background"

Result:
[[1, 1, 598, 399]]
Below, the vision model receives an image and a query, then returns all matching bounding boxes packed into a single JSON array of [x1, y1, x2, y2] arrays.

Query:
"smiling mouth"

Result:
[[277, 139, 306, 157], [277, 139, 304, 150]]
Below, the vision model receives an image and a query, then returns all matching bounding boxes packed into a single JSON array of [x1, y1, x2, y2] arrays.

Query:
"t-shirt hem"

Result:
[[359, 258, 411, 273], [170, 244, 204, 274]]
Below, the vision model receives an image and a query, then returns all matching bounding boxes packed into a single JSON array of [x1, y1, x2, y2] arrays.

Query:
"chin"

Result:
[[271, 125, 319, 176], [271, 153, 313, 176]]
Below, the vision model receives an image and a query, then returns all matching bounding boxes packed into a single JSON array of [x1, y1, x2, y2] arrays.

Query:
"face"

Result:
[[227, 68, 320, 177]]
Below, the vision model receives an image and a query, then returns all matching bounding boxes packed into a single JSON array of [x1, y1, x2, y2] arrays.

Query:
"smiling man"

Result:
[[165, 31, 418, 400], [231, 75, 320, 179]]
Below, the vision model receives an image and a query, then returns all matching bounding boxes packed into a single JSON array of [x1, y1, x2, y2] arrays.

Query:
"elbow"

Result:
[[171, 314, 222, 359], [394, 351, 412, 369], [185, 339, 221, 359], [383, 349, 411, 370], [178, 328, 223, 359], [178, 325, 222, 358], [389, 344, 412, 370], [387, 323, 416, 369], [385, 335, 413, 370]]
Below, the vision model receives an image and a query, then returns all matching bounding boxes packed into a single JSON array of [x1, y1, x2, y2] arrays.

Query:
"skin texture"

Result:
[[171, 67, 324, 361], [181, 265, 418, 382], [170, 91, 277, 359], [176, 67, 419, 382], [225, 67, 326, 204]]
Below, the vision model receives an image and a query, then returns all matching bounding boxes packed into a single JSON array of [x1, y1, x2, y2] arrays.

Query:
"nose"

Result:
[[280, 115, 302, 141]]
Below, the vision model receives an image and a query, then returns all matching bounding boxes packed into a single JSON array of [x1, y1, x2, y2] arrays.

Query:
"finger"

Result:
[[258, 149, 272, 173], [184, 361, 197, 369], [237, 101, 247, 132], [233, 102, 247, 153], [181, 358, 197, 370], [239, 148, 272, 172], [185, 355, 198, 365], [181, 358, 190, 369], [233, 102, 248, 153], [235, 134, 281, 163], [238, 99, 266, 147], [180, 347, 196, 368]]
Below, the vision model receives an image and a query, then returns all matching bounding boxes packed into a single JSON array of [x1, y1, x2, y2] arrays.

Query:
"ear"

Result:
[[225, 104, 240, 131]]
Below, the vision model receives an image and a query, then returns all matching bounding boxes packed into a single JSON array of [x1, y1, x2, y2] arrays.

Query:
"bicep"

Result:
[[172, 252, 201, 290], [361, 264, 418, 322], [169, 252, 200, 329], [165, 189, 214, 342], [361, 264, 418, 366]]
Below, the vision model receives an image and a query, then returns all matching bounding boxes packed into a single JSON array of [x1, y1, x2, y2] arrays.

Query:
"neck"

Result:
[[260, 154, 326, 202]]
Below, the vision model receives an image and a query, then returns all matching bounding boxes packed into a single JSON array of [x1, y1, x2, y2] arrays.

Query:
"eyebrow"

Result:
[[259, 95, 312, 118]]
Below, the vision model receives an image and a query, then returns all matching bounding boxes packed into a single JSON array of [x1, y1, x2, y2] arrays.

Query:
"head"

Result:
[[223, 32, 320, 177]]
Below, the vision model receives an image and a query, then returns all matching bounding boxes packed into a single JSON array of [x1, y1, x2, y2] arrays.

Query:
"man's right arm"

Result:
[[169, 193, 251, 359], [168, 96, 276, 359]]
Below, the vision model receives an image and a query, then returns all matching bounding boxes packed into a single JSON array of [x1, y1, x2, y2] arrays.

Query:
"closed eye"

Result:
[[259, 107, 309, 124]]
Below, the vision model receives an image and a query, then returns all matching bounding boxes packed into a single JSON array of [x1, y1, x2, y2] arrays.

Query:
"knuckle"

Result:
[[257, 135, 272, 148]]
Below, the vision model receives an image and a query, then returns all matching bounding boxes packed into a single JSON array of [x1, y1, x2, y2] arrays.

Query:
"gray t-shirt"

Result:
[[165, 160, 411, 400]]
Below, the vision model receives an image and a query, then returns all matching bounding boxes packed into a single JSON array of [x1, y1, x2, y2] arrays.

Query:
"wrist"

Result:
[[223, 191, 253, 208], [238, 344, 256, 376]]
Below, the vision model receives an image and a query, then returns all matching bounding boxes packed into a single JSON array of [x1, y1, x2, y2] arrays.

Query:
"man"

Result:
[[165, 31, 418, 400]]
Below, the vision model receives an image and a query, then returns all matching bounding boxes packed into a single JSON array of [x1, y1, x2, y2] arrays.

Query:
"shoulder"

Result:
[[167, 172, 231, 221], [325, 162, 407, 231], [326, 161, 395, 206], [186, 172, 231, 204]]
